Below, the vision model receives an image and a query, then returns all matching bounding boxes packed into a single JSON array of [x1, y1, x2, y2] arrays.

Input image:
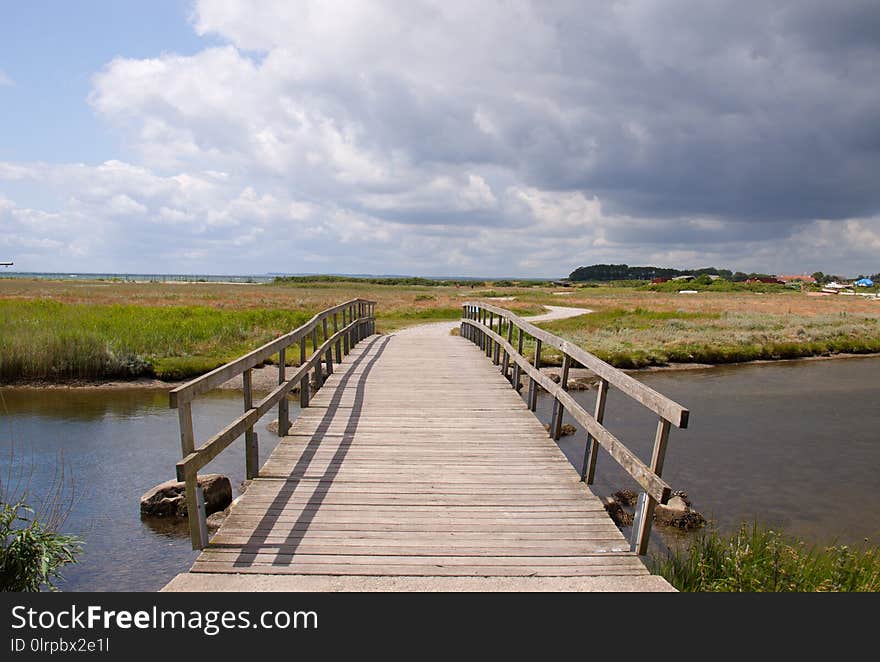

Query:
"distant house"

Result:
[[671, 275, 694, 282], [745, 277, 784, 285], [779, 274, 817, 284], [651, 277, 669, 284]]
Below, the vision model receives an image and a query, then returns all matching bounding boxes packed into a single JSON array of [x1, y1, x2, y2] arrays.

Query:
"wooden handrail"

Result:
[[169, 298, 369, 407], [460, 302, 690, 555], [463, 301, 688, 428], [171, 298, 376, 550]]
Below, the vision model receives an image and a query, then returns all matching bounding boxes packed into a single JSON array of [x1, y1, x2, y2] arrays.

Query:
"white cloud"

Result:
[[0, 69, 13, 86], [2, 1, 879, 275]]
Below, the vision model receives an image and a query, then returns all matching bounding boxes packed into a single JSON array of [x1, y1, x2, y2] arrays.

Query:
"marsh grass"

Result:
[[538, 308, 880, 368], [0, 300, 312, 382], [0, 289, 543, 382], [651, 523, 880, 592]]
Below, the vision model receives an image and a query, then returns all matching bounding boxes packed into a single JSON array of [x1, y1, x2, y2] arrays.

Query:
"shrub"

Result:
[[651, 523, 880, 592], [0, 500, 82, 592]]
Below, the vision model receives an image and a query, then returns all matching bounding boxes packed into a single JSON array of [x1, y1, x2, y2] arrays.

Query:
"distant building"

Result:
[[745, 277, 784, 284], [651, 277, 669, 284], [778, 274, 817, 284]]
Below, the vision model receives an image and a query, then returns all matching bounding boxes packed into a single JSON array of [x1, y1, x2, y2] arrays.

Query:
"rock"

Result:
[[548, 373, 562, 383], [612, 489, 638, 507], [602, 497, 633, 526], [653, 495, 706, 530], [140, 474, 232, 518], [671, 490, 692, 507], [266, 419, 279, 434], [206, 507, 230, 530], [543, 422, 577, 436]]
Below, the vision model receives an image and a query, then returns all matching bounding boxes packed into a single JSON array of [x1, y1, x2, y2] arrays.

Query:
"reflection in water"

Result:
[[534, 357, 880, 551], [0, 387, 292, 591]]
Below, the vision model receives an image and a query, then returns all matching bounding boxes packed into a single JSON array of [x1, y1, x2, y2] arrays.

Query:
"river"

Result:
[[1, 356, 878, 591]]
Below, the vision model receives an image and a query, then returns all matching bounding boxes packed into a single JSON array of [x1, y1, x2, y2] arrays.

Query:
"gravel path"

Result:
[[396, 304, 591, 339]]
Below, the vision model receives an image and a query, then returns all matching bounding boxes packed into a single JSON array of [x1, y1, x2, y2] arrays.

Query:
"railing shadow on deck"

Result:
[[460, 301, 690, 555], [227, 335, 391, 567], [169, 298, 376, 549]]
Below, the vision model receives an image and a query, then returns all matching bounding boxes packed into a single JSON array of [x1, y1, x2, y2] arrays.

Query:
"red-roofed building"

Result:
[[778, 274, 817, 284]]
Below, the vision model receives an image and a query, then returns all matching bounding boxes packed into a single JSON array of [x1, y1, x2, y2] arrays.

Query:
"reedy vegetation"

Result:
[[651, 524, 880, 592]]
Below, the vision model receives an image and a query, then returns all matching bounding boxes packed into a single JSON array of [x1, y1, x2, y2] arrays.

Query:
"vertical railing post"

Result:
[[277, 347, 289, 436], [552, 354, 571, 440], [486, 312, 494, 358], [512, 327, 523, 390], [528, 339, 542, 411], [502, 316, 513, 377], [342, 308, 350, 356], [177, 401, 195, 458], [178, 400, 206, 549], [244, 368, 259, 478], [632, 418, 672, 555], [299, 335, 310, 408], [493, 314, 501, 365], [333, 312, 341, 363], [185, 475, 208, 550], [312, 326, 322, 389], [322, 318, 332, 377], [581, 378, 608, 483]]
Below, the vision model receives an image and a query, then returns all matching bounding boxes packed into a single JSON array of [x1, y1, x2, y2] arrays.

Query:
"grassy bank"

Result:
[[651, 524, 880, 591], [537, 308, 880, 368], [0, 280, 543, 382], [0, 300, 315, 381]]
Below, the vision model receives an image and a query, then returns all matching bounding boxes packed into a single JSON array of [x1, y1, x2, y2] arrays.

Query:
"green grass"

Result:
[[0, 298, 546, 382], [0, 300, 314, 382], [537, 308, 880, 368], [651, 524, 880, 591]]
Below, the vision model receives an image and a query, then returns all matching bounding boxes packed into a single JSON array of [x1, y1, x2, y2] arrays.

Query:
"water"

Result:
[[0, 272, 275, 283], [533, 357, 880, 549], [0, 388, 293, 591], [1, 357, 879, 591]]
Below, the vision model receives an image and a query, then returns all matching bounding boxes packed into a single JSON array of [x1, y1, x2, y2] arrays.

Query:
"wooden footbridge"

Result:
[[163, 299, 688, 591]]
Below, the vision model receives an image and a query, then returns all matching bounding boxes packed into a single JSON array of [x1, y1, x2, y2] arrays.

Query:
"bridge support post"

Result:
[[185, 477, 208, 550], [313, 327, 323, 389], [277, 349, 289, 436], [502, 317, 513, 377], [528, 339, 542, 410], [632, 418, 671, 555], [551, 355, 571, 440], [581, 377, 608, 483], [333, 313, 342, 363], [300, 339, 310, 407], [512, 328, 523, 390]]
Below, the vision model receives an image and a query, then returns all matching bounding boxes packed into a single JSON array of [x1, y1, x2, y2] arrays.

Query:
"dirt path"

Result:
[[395, 304, 591, 339]]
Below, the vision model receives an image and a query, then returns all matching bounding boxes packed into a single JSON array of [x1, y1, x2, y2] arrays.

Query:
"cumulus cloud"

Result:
[[2, 0, 880, 274]]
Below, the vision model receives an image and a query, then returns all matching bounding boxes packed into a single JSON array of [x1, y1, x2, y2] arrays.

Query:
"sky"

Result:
[[1, 1, 879, 277]]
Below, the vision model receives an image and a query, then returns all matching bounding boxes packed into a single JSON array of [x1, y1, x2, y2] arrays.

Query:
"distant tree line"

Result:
[[569, 264, 879, 284], [568, 264, 733, 281]]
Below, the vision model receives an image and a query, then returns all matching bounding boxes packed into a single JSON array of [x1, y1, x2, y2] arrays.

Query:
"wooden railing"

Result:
[[460, 302, 689, 555], [170, 298, 376, 549]]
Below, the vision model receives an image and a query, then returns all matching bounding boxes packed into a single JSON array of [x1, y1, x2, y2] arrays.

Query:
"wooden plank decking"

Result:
[[165, 323, 673, 591]]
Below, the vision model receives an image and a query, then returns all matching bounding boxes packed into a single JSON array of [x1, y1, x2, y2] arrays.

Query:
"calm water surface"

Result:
[[0, 388, 292, 591], [535, 356, 880, 549], [1, 357, 879, 591]]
